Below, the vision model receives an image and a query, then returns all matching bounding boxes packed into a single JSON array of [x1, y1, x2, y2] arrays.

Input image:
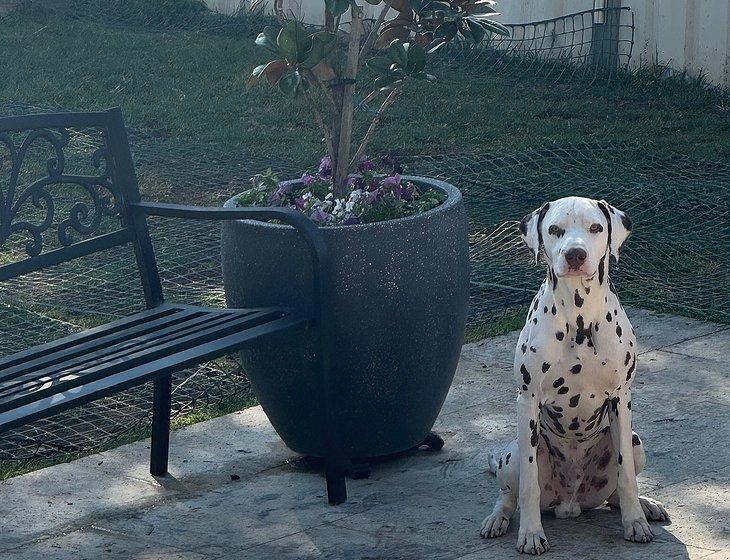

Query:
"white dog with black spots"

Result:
[[480, 196, 668, 555]]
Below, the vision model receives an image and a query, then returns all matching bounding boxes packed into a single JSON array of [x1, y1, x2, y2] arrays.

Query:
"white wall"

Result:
[[206, 0, 730, 88], [632, 0, 729, 88]]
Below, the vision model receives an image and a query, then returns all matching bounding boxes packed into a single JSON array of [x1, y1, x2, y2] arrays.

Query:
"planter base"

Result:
[[319, 432, 445, 505]]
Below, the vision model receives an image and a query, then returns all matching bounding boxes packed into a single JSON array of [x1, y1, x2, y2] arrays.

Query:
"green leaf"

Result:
[[301, 30, 337, 69], [367, 56, 395, 76], [255, 26, 280, 54], [433, 21, 458, 42], [277, 21, 310, 63], [412, 71, 436, 82], [404, 42, 426, 73], [325, 0, 350, 17], [279, 68, 303, 97], [425, 38, 448, 54], [466, 18, 486, 44], [472, 17, 510, 36], [387, 39, 408, 67]]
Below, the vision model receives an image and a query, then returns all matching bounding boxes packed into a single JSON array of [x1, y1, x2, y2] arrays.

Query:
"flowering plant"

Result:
[[246, 0, 508, 205], [237, 155, 445, 225]]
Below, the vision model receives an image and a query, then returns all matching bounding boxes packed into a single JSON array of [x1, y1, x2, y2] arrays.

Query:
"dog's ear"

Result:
[[597, 200, 631, 261], [520, 202, 550, 264]]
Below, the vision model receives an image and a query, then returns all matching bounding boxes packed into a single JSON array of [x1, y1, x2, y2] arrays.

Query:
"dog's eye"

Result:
[[548, 225, 564, 236], [590, 223, 603, 233]]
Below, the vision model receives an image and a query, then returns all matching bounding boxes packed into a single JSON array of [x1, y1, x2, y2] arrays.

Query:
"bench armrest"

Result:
[[130, 201, 330, 323]]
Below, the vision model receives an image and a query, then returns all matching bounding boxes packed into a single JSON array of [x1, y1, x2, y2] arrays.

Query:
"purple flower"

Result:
[[293, 195, 308, 210], [342, 215, 361, 225], [310, 208, 331, 223], [300, 173, 315, 187], [267, 189, 284, 206], [357, 156, 375, 173], [381, 173, 402, 188], [318, 156, 332, 178], [394, 182, 413, 201]]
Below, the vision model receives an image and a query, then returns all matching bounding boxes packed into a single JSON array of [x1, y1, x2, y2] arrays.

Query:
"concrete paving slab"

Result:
[[0, 310, 727, 559]]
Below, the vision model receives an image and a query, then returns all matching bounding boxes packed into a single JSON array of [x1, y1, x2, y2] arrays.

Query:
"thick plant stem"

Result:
[[332, 4, 363, 197], [350, 83, 403, 168]]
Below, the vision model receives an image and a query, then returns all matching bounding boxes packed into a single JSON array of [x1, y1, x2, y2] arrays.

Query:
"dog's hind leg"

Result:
[[481, 440, 519, 538], [607, 432, 669, 521]]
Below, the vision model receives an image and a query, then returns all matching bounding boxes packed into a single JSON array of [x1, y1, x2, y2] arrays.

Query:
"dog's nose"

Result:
[[565, 247, 587, 269]]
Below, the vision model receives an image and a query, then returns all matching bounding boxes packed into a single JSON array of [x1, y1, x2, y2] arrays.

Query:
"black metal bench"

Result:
[[0, 109, 347, 502]]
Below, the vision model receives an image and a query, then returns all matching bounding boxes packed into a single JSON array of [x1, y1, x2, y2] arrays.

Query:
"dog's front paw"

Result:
[[639, 496, 669, 522], [623, 516, 653, 543], [480, 513, 510, 538], [517, 527, 550, 555]]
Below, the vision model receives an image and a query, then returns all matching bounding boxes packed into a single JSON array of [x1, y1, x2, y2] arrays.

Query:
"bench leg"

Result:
[[326, 458, 348, 505], [150, 374, 172, 476]]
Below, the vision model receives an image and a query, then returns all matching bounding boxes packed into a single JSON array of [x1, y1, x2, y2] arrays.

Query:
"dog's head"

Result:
[[520, 196, 631, 278]]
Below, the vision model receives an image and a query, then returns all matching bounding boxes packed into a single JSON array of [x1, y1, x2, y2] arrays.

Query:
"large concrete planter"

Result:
[[221, 176, 469, 459]]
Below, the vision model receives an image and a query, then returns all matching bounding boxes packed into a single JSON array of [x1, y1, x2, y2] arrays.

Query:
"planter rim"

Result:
[[222, 175, 461, 230]]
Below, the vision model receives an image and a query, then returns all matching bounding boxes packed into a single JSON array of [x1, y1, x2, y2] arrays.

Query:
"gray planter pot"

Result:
[[221, 176, 469, 459]]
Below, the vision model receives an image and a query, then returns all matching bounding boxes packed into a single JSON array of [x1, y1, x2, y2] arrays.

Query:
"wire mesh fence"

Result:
[[0, 1, 727, 465], [440, 6, 634, 83]]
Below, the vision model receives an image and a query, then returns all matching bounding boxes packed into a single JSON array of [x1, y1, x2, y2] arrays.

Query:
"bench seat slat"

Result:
[[0, 307, 207, 381], [0, 305, 308, 418], [0, 309, 240, 392], [0, 313, 308, 433]]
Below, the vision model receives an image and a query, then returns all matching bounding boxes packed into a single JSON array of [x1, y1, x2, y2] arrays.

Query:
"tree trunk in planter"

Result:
[[220, 177, 469, 459]]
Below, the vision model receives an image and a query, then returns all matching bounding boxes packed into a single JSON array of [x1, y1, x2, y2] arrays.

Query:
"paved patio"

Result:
[[0, 308, 727, 559]]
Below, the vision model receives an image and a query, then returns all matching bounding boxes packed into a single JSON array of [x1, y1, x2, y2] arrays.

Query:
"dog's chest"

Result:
[[516, 284, 637, 439]]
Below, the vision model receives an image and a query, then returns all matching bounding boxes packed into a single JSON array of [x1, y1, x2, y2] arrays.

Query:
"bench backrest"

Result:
[[0, 108, 163, 307]]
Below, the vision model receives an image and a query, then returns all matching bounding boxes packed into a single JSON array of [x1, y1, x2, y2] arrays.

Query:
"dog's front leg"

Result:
[[516, 393, 549, 555], [608, 390, 653, 543]]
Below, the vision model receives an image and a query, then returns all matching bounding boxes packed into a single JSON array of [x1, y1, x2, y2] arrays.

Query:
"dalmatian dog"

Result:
[[479, 197, 668, 555]]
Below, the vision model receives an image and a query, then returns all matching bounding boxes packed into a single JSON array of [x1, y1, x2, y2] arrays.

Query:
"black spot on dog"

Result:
[[542, 362, 551, 373], [620, 212, 632, 231], [594, 322, 599, 332], [498, 457, 503, 469], [533, 318, 538, 324], [627, 400, 632, 410], [556, 331, 564, 341], [551, 268, 558, 290], [606, 312, 612, 322], [598, 256, 606, 285], [551, 304, 557, 315], [616, 324, 623, 337], [521, 365, 531, 385], [557, 386, 569, 395], [570, 364, 582, 374], [569, 418, 580, 431], [530, 346, 537, 353], [585, 286, 590, 295], [575, 315, 592, 346], [506, 453, 511, 465], [632, 433, 641, 446], [574, 290, 584, 307], [569, 394, 581, 407], [522, 384, 528, 391], [543, 306, 548, 313], [618, 453, 623, 465], [553, 377, 565, 387], [529, 456, 534, 463], [521, 343, 527, 354], [624, 351, 631, 366]]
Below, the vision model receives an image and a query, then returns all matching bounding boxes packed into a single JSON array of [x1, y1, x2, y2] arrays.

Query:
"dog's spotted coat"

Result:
[[479, 197, 668, 555]]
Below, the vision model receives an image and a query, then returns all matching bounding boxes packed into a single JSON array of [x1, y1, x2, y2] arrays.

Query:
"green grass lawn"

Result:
[[1, 9, 727, 172]]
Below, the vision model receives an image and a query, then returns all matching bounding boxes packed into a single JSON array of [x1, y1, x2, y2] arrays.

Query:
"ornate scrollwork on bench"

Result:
[[0, 127, 122, 258]]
